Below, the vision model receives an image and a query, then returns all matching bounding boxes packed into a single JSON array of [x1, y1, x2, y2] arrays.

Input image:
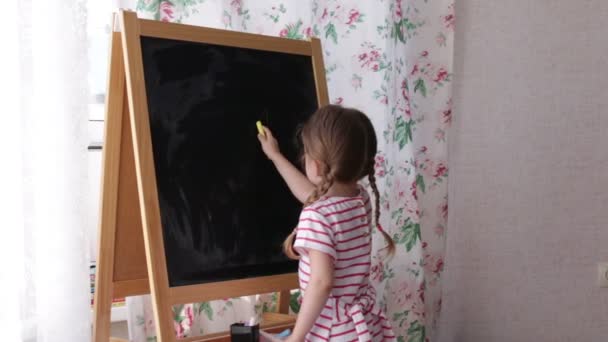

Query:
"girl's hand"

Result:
[[257, 126, 281, 161], [256, 125, 314, 203]]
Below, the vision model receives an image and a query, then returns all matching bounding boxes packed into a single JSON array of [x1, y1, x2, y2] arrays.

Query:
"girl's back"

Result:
[[294, 186, 396, 341], [257, 104, 396, 341]]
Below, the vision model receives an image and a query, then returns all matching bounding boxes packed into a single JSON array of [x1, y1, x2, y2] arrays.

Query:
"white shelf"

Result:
[[91, 305, 128, 323], [111, 305, 128, 322]]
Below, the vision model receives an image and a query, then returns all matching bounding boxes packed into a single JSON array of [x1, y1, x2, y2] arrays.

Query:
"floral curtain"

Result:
[[124, 1, 453, 341]]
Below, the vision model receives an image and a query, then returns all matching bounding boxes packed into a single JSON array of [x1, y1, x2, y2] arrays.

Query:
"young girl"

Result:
[[258, 105, 396, 342]]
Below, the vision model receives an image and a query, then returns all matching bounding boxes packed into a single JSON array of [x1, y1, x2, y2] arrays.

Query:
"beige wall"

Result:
[[440, 1, 608, 341]]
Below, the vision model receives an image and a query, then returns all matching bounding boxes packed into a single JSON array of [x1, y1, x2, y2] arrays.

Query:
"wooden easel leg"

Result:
[[119, 10, 176, 342], [92, 280, 113, 342], [93, 21, 126, 342], [277, 290, 291, 314]]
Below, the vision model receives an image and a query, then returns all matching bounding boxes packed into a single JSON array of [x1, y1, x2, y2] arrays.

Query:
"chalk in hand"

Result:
[[256, 120, 265, 137]]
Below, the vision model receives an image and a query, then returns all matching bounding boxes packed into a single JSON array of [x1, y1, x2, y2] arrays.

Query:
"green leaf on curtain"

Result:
[[407, 320, 426, 342], [172, 304, 185, 323], [313, 25, 321, 37], [147, 337, 158, 342], [222, 10, 232, 28], [416, 174, 425, 193], [136, 0, 161, 12], [399, 219, 421, 252], [391, 208, 404, 220], [177, 0, 204, 6], [198, 302, 214, 320], [413, 78, 427, 97], [403, 18, 417, 31], [286, 20, 304, 40], [290, 291, 301, 314], [136, 0, 162, 21], [393, 22, 405, 43], [393, 117, 413, 149], [325, 23, 338, 44], [383, 266, 395, 280], [393, 310, 410, 326]]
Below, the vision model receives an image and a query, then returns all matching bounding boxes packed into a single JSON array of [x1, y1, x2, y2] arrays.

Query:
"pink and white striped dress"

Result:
[[293, 186, 396, 342]]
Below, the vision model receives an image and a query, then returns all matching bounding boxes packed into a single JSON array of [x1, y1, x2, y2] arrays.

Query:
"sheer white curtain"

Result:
[[0, 1, 90, 341]]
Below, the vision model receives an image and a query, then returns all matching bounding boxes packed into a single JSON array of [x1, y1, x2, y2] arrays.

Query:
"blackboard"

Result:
[[139, 36, 318, 287]]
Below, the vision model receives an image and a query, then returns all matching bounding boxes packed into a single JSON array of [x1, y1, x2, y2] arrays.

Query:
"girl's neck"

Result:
[[325, 181, 359, 198]]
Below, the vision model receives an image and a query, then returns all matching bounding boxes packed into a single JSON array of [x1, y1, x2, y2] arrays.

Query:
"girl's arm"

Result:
[[257, 126, 315, 203], [287, 250, 334, 342]]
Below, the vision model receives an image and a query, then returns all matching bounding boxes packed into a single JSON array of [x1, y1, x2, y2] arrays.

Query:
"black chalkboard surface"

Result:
[[139, 36, 318, 287]]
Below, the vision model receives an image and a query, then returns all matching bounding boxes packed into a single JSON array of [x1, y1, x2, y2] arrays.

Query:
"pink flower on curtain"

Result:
[[435, 129, 446, 141], [185, 306, 194, 327], [355, 43, 387, 72], [394, 280, 427, 319], [400, 79, 413, 118], [434, 67, 449, 83], [442, 4, 455, 31], [438, 201, 448, 222], [346, 9, 362, 25], [375, 154, 387, 178], [370, 257, 384, 283], [222, 12, 231, 27], [410, 179, 418, 200], [393, 177, 420, 219], [174, 320, 185, 338], [380, 95, 389, 104], [418, 282, 425, 304], [393, 0, 404, 21], [321, 8, 329, 20], [358, 51, 378, 70], [423, 252, 444, 276], [394, 280, 416, 308], [410, 64, 419, 76], [433, 162, 447, 179], [409, 53, 452, 98], [160, 1, 174, 22], [443, 108, 452, 125], [442, 99, 453, 127], [417, 158, 433, 179], [230, 0, 242, 11], [434, 224, 445, 237], [436, 33, 447, 47]]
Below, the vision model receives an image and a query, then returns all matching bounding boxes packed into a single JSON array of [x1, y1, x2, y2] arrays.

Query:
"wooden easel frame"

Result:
[[93, 10, 329, 342]]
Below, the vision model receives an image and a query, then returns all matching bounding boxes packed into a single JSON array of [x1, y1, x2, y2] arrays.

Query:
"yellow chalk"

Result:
[[256, 120, 265, 137]]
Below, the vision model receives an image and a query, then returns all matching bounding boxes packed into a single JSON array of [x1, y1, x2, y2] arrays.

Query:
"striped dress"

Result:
[[293, 186, 396, 342]]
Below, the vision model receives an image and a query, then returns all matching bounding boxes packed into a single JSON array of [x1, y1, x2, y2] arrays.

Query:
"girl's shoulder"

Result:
[[305, 184, 370, 216]]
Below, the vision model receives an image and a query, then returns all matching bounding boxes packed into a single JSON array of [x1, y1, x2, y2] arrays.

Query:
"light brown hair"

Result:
[[284, 105, 396, 259]]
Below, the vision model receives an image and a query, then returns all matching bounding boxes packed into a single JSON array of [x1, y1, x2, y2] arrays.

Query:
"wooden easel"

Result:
[[92, 10, 329, 342]]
